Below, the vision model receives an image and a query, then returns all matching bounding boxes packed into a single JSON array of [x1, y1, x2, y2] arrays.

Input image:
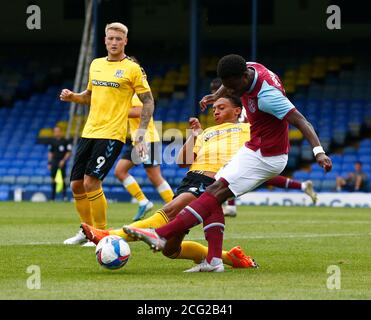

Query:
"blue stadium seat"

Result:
[[321, 180, 336, 191], [33, 168, 49, 176], [293, 171, 309, 181], [359, 155, 371, 164], [7, 168, 21, 176], [309, 171, 324, 180], [342, 155, 358, 163], [24, 185, 40, 192], [20, 168, 35, 176], [39, 185, 51, 192], [0, 191, 9, 201], [360, 139, 371, 148], [28, 176, 43, 185], [343, 147, 357, 155], [1, 176, 16, 184], [16, 176, 30, 184], [0, 184, 10, 192], [341, 162, 354, 172]]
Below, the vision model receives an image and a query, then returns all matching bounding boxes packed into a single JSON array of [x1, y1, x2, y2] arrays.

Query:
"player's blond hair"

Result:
[[105, 22, 128, 36]]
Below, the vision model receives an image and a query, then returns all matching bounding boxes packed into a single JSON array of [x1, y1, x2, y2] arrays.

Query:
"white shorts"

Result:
[[215, 147, 288, 197]]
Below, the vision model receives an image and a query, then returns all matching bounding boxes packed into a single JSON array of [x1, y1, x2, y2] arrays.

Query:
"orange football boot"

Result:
[[226, 246, 259, 268], [80, 223, 109, 245]]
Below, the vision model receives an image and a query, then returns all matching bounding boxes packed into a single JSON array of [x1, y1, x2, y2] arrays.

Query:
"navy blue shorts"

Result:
[[70, 138, 124, 181]]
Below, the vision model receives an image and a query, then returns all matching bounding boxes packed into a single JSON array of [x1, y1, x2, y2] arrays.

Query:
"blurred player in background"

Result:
[[115, 90, 174, 221], [124, 54, 332, 272], [336, 161, 368, 192], [59, 22, 154, 246], [82, 95, 258, 269], [210, 78, 317, 217], [47, 126, 72, 201]]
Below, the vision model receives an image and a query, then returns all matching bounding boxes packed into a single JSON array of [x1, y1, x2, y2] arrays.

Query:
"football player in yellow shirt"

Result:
[[82, 95, 258, 269], [60, 22, 154, 246], [114, 93, 174, 221]]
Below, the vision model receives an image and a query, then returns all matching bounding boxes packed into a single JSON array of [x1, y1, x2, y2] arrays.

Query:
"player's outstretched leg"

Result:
[[81, 223, 110, 245], [302, 180, 318, 204], [226, 246, 259, 268], [123, 226, 167, 251]]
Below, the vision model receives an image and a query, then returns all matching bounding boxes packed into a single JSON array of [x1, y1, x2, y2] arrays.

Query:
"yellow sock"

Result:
[[123, 175, 147, 203], [109, 209, 169, 241], [73, 193, 94, 226], [172, 241, 232, 266], [87, 188, 107, 230], [171, 241, 208, 263], [156, 181, 174, 203], [222, 251, 233, 266]]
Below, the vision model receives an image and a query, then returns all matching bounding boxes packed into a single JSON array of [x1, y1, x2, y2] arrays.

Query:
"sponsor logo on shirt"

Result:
[[204, 127, 243, 141], [92, 79, 120, 88]]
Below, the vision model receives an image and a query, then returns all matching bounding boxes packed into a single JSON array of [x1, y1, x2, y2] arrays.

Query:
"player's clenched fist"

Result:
[[60, 89, 74, 102], [316, 153, 333, 172], [189, 117, 203, 136]]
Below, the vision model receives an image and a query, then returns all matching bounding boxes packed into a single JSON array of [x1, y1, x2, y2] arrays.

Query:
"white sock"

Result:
[[139, 199, 149, 206], [122, 175, 137, 188], [209, 257, 223, 266], [156, 181, 172, 193], [301, 182, 306, 191]]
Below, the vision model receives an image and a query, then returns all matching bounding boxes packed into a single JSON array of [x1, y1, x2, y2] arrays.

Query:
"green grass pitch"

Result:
[[0, 201, 370, 300]]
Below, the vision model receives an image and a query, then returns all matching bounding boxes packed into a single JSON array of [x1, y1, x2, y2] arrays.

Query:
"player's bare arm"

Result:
[[200, 85, 227, 111], [134, 91, 154, 157], [60, 89, 92, 105], [287, 109, 332, 172], [128, 106, 142, 118], [176, 117, 202, 167], [136, 91, 154, 133]]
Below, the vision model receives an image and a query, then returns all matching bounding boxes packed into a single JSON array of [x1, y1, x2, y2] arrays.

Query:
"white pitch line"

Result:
[[235, 220, 371, 225], [1, 232, 371, 246], [188, 232, 371, 241]]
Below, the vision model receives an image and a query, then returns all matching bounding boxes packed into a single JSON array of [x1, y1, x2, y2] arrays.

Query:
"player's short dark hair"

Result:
[[217, 54, 247, 79], [224, 94, 243, 109]]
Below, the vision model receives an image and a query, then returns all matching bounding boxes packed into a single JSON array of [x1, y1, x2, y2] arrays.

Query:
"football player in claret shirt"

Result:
[[60, 22, 154, 246], [209, 78, 318, 217], [123, 54, 332, 272]]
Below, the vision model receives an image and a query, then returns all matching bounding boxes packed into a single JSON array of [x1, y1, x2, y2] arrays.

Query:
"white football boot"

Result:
[[223, 205, 237, 217], [63, 229, 87, 245], [302, 180, 318, 204], [81, 241, 96, 247], [184, 258, 224, 273]]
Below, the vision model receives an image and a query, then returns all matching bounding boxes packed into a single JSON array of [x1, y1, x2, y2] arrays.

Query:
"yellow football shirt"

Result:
[[82, 56, 151, 143], [128, 94, 160, 143], [190, 122, 250, 173]]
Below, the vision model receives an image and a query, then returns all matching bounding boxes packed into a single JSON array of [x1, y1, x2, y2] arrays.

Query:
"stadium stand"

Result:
[[1, 47, 371, 201]]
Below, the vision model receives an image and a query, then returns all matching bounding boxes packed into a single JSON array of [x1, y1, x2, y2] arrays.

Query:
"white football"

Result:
[[95, 235, 131, 270]]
